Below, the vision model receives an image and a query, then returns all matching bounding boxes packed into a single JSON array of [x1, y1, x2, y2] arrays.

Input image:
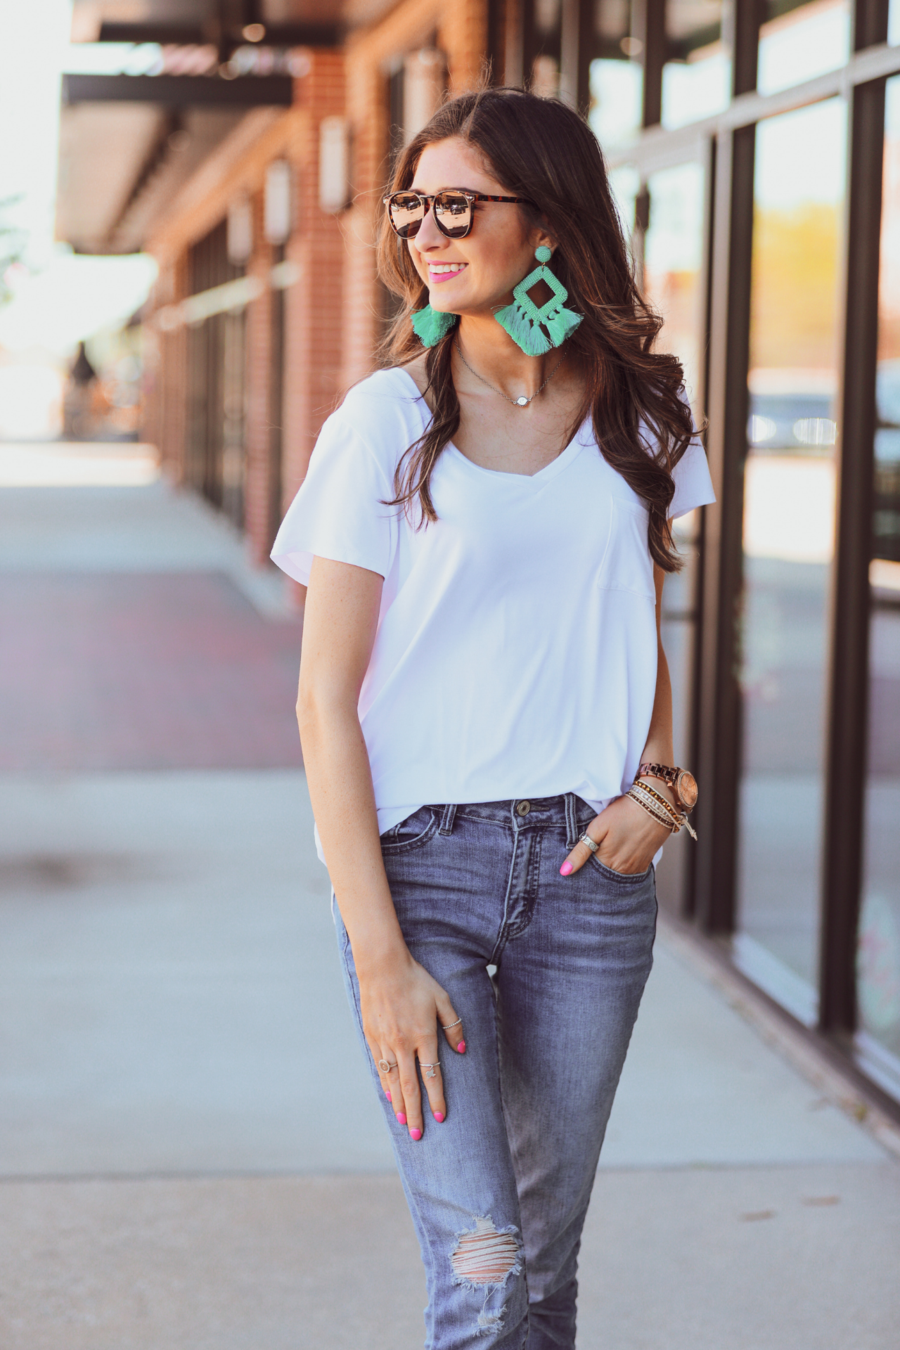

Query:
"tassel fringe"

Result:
[[494, 301, 582, 356], [411, 305, 457, 347]]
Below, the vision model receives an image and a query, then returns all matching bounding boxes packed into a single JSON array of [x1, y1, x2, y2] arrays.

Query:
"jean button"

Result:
[[516, 800, 531, 816]]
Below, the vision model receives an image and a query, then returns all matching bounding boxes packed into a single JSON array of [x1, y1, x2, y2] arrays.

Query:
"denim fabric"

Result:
[[333, 793, 657, 1350]]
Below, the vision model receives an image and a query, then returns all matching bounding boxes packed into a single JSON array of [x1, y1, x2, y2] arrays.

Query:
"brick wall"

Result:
[[144, 1, 492, 572], [281, 51, 346, 513], [243, 190, 275, 567]]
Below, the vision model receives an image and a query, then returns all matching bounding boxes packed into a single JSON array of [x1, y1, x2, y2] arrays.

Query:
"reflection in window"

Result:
[[642, 162, 706, 402], [735, 99, 846, 1023], [662, 0, 729, 129], [859, 77, 900, 1100], [609, 165, 640, 262], [757, 0, 850, 97], [589, 0, 643, 152], [641, 161, 708, 911], [531, 0, 562, 97]]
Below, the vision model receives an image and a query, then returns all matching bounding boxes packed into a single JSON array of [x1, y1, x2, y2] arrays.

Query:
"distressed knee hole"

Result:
[[450, 1217, 521, 1286]]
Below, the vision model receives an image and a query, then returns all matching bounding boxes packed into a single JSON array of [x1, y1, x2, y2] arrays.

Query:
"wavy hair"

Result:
[[377, 86, 696, 571]]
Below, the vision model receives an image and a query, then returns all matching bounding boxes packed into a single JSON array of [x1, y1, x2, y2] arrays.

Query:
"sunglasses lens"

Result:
[[434, 192, 472, 238], [388, 193, 424, 238]]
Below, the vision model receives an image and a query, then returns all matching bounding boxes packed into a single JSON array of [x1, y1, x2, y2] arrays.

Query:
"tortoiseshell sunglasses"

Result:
[[383, 188, 535, 240]]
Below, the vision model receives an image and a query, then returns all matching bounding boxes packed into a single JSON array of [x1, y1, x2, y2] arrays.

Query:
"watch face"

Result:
[[677, 771, 698, 811]]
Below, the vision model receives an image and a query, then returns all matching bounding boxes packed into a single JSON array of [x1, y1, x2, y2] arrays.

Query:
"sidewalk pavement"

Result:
[[1, 442, 899, 1350]]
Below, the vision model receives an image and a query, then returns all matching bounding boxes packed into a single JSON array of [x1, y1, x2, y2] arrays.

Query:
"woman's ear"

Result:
[[533, 225, 557, 255]]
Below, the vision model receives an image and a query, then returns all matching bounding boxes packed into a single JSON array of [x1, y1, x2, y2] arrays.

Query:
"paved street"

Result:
[[1, 442, 899, 1350]]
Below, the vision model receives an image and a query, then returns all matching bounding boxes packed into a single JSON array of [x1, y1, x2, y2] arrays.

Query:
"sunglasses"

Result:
[[383, 188, 535, 240]]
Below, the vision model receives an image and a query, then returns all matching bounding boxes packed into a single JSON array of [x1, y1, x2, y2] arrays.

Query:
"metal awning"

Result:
[[57, 0, 401, 254], [61, 73, 295, 107], [58, 1, 337, 254], [71, 0, 345, 61]]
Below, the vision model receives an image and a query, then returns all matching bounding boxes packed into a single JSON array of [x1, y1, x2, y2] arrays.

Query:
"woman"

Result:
[[272, 87, 714, 1350]]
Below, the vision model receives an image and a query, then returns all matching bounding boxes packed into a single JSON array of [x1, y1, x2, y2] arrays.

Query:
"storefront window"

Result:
[[642, 162, 706, 403], [735, 98, 847, 1022], [858, 77, 900, 1099], [609, 165, 640, 259], [641, 160, 708, 909], [890, 0, 900, 45], [662, 0, 730, 129], [589, 0, 643, 152], [757, 0, 850, 97]]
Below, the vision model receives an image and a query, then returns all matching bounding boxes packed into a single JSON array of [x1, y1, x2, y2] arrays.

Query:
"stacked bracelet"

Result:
[[628, 781, 698, 840], [627, 783, 679, 833], [635, 780, 682, 823]]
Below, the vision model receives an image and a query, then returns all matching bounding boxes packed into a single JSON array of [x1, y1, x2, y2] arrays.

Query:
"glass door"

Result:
[[858, 75, 900, 1097], [639, 155, 710, 912], [734, 98, 847, 1022]]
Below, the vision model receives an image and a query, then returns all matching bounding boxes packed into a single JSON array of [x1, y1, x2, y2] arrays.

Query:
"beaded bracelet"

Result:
[[627, 784, 679, 833], [629, 780, 698, 841]]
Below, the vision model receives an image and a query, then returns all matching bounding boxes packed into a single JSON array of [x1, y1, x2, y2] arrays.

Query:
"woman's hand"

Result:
[[357, 948, 466, 1141], [560, 792, 672, 877]]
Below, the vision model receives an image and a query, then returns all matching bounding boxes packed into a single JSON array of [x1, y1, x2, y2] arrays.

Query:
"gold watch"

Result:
[[637, 762, 698, 813]]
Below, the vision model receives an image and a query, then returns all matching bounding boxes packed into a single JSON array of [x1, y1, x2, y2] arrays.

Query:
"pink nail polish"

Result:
[[409, 1127, 422, 1140], [433, 1111, 445, 1122], [385, 1088, 392, 1101], [560, 861, 573, 876], [457, 1040, 466, 1053], [396, 1111, 407, 1125]]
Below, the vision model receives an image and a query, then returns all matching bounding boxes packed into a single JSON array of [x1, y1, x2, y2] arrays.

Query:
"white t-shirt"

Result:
[[272, 366, 715, 854]]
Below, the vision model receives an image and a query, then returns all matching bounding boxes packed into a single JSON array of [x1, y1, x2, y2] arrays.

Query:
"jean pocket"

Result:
[[588, 854, 653, 884], [380, 806, 439, 855]]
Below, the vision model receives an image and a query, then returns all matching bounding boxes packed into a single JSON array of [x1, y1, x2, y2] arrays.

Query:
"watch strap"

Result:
[[638, 761, 680, 786]]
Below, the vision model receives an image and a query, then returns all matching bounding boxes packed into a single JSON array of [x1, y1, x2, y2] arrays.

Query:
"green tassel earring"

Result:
[[411, 304, 458, 347], [494, 246, 583, 356]]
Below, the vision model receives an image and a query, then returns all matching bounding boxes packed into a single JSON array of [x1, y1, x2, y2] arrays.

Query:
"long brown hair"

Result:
[[377, 86, 695, 571]]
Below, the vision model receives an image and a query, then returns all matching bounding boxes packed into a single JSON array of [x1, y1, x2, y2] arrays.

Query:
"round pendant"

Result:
[[515, 395, 529, 406]]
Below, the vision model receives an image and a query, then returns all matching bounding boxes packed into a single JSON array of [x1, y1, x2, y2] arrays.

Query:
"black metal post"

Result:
[[692, 0, 759, 932], [818, 0, 889, 1035], [631, 0, 665, 127], [559, 0, 596, 116]]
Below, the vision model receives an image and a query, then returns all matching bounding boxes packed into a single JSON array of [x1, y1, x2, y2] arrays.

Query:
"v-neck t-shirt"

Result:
[[271, 366, 715, 850]]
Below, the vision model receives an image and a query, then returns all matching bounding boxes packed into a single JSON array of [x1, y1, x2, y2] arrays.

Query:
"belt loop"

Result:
[[439, 803, 457, 836], [564, 793, 578, 850]]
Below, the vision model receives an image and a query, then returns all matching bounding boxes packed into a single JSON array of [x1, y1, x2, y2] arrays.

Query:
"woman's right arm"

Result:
[[297, 555, 465, 1139]]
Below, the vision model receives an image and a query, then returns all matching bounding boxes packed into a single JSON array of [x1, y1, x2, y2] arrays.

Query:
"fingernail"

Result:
[[560, 861, 573, 876], [433, 1111, 445, 1122], [409, 1127, 422, 1140], [385, 1088, 392, 1101], [396, 1112, 407, 1125], [457, 1040, 466, 1053]]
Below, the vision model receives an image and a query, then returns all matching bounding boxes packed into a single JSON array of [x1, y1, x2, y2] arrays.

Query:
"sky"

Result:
[[0, 0, 157, 361]]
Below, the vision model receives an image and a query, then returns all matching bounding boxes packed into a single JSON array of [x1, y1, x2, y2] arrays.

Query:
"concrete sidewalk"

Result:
[[1, 446, 898, 1350]]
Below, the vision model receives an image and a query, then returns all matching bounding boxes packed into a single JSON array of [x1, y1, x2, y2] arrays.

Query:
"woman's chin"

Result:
[[427, 293, 461, 313]]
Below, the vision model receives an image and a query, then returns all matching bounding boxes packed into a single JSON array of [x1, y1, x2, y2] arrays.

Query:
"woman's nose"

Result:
[[414, 202, 445, 248]]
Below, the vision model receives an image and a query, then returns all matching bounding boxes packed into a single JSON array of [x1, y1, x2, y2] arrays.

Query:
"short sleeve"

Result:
[[270, 413, 399, 585], [669, 431, 716, 520]]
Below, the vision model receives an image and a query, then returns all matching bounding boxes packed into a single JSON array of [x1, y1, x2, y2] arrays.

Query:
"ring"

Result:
[[418, 1060, 441, 1080], [578, 832, 599, 854], [441, 1018, 462, 1031], [377, 1059, 398, 1074]]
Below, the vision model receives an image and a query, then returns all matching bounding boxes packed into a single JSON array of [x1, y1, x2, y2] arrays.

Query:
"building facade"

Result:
[[59, 0, 900, 1114]]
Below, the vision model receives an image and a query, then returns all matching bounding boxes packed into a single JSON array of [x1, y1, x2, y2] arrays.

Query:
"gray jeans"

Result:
[[334, 793, 657, 1350]]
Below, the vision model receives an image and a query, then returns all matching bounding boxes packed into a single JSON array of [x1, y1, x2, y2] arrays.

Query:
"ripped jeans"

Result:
[[333, 794, 657, 1350]]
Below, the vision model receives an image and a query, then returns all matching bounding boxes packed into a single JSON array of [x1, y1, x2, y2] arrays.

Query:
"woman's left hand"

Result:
[[560, 792, 672, 877]]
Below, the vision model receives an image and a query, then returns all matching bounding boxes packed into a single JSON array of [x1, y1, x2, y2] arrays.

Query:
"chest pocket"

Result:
[[595, 498, 656, 599]]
